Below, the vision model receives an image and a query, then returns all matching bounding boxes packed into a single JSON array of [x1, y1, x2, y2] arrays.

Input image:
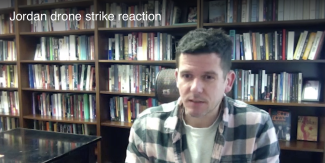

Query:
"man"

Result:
[[125, 28, 280, 163]]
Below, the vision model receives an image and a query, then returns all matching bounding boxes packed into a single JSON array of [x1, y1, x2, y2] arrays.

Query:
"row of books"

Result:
[[233, 69, 303, 102], [0, 91, 19, 115], [34, 35, 95, 61], [207, 0, 325, 23], [230, 29, 324, 61], [33, 120, 96, 135], [0, 117, 18, 132], [269, 108, 318, 142], [30, 7, 95, 32], [32, 92, 96, 120], [0, 40, 17, 61], [107, 32, 174, 61], [0, 65, 18, 88], [110, 96, 158, 123], [0, 0, 14, 8], [105, 0, 191, 28], [108, 65, 163, 93], [0, 13, 14, 34], [0, 30, 322, 62], [28, 64, 95, 91]]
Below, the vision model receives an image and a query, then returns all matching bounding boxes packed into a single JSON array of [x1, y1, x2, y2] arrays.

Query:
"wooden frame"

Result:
[[302, 80, 321, 102], [0, 0, 324, 163]]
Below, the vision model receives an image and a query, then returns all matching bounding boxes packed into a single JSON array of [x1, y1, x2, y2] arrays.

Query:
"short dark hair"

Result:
[[175, 28, 233, 78]]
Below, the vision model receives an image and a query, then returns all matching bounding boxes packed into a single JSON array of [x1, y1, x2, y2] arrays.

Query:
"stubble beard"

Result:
[[184, 101, 219, 119]]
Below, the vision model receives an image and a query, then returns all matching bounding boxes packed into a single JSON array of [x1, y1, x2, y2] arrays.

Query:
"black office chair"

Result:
[[154, 68, 179, 103]]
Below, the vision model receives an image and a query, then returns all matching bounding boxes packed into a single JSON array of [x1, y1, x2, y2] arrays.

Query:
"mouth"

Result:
[[188, 99, 205, 103]]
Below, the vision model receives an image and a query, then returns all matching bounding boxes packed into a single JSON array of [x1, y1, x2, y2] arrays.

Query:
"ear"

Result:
[[224, 70, 236, 93], [175, 68, 179, 88]]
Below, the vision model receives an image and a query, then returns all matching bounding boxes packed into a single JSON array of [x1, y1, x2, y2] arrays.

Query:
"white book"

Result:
[[69, 35, 76, 60], [286, 31, 295, 60], [244, 33, 252, 60], [86, 65, 91, 90], [119, 97, 124, 122], [80, 65, 85, 90], [308, 31, 323, 60], [60, 66, 66, 90], [115, 34, 120, 60]]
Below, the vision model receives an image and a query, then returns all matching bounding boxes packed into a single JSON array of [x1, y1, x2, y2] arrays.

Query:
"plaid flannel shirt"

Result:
[[125, 95, 280, 163]]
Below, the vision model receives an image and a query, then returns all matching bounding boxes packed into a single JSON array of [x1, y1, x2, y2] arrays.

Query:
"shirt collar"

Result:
[[164, 94, 230, 143]]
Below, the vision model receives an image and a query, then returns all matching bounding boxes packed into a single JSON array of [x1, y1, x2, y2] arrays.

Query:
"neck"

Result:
[[183, 103, 221, 128]]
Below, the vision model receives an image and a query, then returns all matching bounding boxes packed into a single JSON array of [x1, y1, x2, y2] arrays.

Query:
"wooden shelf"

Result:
[[99, 60, 324, 64], [99, 60, 176, 65], [203, 19, 325, 28], [279, 141, 324, 153], [0, 61, 17, 64], [98, 24, 197, 32], [100, 91, 155, 97], [0, 113, 19, 118], [242, 100, 325, 107], [18, 0, 93, 10], [0, 87, 18, 91], [20, 29, 94, 36], [23, 115, 96, 125], [0, 33, 15, 39], [20, 60, 95, 64], [232, 60, 325, 63], [22, 88, 96, 93], [101, 122, 324, 152], [101, 121, 133, 129], [0, 7, 14, 14]]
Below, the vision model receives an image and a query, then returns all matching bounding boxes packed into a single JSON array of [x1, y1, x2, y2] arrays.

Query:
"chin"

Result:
[[188, 111, 206, 118], [184, 104, 208, 118]]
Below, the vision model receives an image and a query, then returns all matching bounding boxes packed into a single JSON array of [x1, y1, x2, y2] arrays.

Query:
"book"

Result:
[[208, 0, 226, 23], [268, 108, 291, 141], [297, 116, 318, 141]]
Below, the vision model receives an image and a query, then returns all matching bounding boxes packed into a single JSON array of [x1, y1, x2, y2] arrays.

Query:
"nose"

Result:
[[190, 78, 203, 93]]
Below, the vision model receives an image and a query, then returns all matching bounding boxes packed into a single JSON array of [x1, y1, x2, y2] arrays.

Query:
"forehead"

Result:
[[178, 53, 222, 72]]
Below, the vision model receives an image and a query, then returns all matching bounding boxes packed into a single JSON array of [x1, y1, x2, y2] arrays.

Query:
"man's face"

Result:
[[175, 53, 235, 118]]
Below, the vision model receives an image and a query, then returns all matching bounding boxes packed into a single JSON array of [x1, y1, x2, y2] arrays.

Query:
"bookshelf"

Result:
[[0, 0, 324, 162]]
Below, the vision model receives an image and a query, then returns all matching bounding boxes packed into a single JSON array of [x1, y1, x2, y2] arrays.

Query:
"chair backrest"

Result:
[[155, 68, 179, 103]]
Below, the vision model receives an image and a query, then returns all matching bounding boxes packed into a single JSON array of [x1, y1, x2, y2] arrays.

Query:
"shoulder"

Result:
[[223, 97, 275, 141], [225, 97, 273, 130], [131, 100, 177, 130], [139, 100, 177, 117], [228, 98, 269, 116]]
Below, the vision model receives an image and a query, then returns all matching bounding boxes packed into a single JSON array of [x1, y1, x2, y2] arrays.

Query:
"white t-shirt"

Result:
[[182, 116, 219, 163]]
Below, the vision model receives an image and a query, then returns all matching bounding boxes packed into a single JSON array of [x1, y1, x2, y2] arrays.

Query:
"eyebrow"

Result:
[[179, 70, 218, 76], [204, 71, 218, 75]]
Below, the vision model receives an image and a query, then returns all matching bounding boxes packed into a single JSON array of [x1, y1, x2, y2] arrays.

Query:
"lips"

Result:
[[189, 99, 205, 103]]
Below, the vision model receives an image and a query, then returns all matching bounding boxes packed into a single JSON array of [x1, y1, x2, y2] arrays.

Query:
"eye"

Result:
[[204, 75, 214, 80], [182, 74, 191, 79]]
